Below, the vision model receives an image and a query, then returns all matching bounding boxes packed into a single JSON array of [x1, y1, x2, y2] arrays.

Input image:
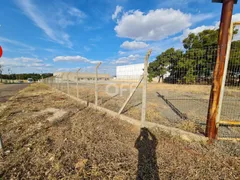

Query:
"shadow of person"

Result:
[[135, 128, 159, 180]]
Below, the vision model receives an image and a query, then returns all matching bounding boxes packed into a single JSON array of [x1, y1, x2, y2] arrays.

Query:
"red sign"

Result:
[[0, 46, 2, 58]]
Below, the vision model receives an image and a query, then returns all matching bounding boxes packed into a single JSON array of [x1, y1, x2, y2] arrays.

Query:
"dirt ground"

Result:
[[0, 83, 239, 179], [0, 84, 28, 103]]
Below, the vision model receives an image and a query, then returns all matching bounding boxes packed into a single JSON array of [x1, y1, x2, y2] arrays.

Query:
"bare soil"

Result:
[[0, 84, 28, 103], [0, 83, 239, 179]]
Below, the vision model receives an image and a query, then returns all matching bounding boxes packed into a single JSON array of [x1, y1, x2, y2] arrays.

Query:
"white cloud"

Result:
[[114, 9, 191, 41], [53, 55, 101, 64], [120, 41, 149, 49], [174, 13, 240, 42], [15, 0, 85, 48], [113, 54, 140, 64], [0, 36, 35, 51], [68, 7, 86, 18], [0, 56, 51, 69], [57, 7, 86, 28], [112, 5, 123, 20], [191, 13, 215, 24], [14, 57, 43, 63], [118, 51, 126, 55], [84, 46, 91, 51], [175, 25, 216, 41], [114, 8, 214, 41]]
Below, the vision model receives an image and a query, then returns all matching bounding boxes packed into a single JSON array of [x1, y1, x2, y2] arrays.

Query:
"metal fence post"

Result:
[[206, 0, 235, 140], [76, 68, 81, 98], [141, 50, 152, 127], [95, 62, 102, 106], [67, 72, 70, 94]]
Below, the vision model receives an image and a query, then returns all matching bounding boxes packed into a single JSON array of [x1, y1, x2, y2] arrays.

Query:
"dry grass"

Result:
[[146, 103, 161, 122], [148, 83, 212, 94], [177, 120, 204, 134], [20, 83, 50, 95], [224, 87, 240, 97], [0, 84, 240, 179]]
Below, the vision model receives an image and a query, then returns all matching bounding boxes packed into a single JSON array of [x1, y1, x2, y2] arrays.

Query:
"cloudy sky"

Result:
[[1, 0, 240, 74]]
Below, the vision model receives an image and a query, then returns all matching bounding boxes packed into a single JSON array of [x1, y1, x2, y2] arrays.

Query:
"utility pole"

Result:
[[206, 0, 237, 140]]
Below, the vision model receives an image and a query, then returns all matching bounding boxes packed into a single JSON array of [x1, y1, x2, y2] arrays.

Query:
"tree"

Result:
[[148, 48, 174, 82], [148, 48, 183, 83], [149, 28, 240, 85], [183, 29, 219, 49], [183, 28, 238, 49]]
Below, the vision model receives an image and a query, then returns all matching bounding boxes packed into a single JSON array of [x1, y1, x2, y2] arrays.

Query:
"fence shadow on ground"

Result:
[[100, 94, 119, 105], [135, 128, 159, 180], [122, 102, 142, 114], [156, 92, 188, 120]]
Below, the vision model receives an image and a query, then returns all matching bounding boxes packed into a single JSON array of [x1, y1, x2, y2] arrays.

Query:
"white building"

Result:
[[116, 63, 144, 80]]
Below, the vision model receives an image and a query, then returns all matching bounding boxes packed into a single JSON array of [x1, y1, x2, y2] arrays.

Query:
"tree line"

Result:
[[0, 72, 53, 82], [148, 29, 240, 86]]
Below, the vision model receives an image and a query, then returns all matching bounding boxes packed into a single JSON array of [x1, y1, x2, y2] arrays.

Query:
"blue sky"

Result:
[[0, 0, 240, 75]]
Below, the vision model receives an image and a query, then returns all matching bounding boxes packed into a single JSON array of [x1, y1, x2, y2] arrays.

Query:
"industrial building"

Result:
[[53, 72, 110, 81], [116, 63, 144, 80]]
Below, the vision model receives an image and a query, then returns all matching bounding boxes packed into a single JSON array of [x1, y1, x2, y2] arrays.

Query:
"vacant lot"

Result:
[[53, 81, 240, 138], [0, 83, 239, 179]]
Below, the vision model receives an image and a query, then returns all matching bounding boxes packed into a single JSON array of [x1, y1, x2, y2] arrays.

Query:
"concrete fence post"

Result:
[[67, 72, 70, 94], [76, 68, 81, 98], [51, 76, 54, 87], [141, 49, 152, 127], [206, 0, 235, 140], [0, 133, 3, 150], [216, 22, 235, 128], [95, 62, 102, 106], [58, 75, 61, 90]]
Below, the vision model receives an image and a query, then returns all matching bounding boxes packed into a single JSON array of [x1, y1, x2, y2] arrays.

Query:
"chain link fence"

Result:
[[43, 46, 240, 138]]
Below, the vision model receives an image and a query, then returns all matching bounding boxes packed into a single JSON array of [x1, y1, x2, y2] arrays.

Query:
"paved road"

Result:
[[0, 84, 28, 103]]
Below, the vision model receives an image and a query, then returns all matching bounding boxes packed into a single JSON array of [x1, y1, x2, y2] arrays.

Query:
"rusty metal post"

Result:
[[76, 68, 81, 98], [206, 0, 236, 140]]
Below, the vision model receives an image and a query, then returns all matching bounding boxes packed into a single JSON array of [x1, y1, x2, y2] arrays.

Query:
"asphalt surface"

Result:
[[0, 84, 28, 103]]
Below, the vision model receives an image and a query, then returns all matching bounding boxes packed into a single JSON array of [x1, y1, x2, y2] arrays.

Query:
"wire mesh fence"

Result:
[[43, 46, 240, 138]]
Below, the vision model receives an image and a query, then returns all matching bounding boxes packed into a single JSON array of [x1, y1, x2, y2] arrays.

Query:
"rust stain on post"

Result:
[[206, 0, 235, 140]]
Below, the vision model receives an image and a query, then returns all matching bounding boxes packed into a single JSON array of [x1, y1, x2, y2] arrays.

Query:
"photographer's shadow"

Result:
[[135, 128, 159, 180]]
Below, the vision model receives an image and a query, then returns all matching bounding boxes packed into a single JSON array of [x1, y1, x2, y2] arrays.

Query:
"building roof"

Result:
[[54, 72, 110, 79]]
